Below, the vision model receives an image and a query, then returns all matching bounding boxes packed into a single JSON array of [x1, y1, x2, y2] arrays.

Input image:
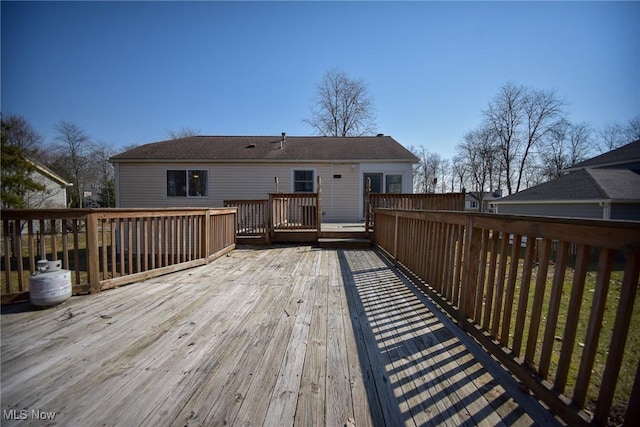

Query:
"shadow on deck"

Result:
[[337, 250, 559, 426], [0, 246, 560, 426]]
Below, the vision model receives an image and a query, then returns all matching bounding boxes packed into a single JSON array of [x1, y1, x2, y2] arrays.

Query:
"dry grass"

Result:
[[501, 254, 639, 419]]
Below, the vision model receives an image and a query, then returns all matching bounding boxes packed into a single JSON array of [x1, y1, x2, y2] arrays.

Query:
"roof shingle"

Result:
[[494, 168, 640, 203], [566, 139, 640, 170], [110, 135, 419, 162]]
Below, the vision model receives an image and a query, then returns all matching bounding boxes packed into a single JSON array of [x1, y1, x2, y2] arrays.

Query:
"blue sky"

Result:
[[2, 1, 639, 159]]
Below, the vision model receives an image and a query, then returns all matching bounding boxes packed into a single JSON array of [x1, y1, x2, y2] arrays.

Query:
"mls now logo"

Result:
[[3, 409, 28, 420], [3, 409, 57, 420]]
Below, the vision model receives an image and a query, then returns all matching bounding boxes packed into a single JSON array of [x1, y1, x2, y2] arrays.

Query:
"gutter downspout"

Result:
[[601, 201, 611, 220], [113, 162, 120, 207]]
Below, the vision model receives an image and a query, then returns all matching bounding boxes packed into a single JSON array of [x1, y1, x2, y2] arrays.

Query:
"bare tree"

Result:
[[412, 146, 443, 193], [597, 122, 626, 153], [596, 115, 640, 153], [624, 114, 640, 142], [304, 68, 376, 137], [567, 122, 593, 165], [450, 154, 468, 192], [459, 129, 488, 193], [484, 83, 565, 194], [439, 158, 450, 193], [520, 156, 545, 189], [50, 121, 95, 207], [540, 120, 593, 180], [456, 127, 501, 210], [483, 83, 524, 195], [88, 143, 116, 207], [166, 127, 199, 140], [518, 88, 565, 191]]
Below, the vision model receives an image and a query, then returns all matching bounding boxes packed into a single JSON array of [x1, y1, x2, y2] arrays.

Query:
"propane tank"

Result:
[[29, 260, 72, 307]]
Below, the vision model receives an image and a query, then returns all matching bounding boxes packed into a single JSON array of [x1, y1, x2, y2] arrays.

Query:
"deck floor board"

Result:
[[1, 246, 559, 426]]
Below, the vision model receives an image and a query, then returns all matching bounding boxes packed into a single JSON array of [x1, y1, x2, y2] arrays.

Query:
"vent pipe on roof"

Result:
[[280, 132, 286, 149]]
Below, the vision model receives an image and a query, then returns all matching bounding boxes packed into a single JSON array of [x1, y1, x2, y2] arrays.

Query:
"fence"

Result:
[[225, 191, 321, 244], [1, 208, 236, 302], [270, 193, 320, 230], [365, 192, 465, 232], [224, 200, 269, 236], [373, 208, 640, 427]]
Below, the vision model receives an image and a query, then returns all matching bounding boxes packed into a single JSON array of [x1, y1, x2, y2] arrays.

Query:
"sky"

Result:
[[2, 1, 639, 159]]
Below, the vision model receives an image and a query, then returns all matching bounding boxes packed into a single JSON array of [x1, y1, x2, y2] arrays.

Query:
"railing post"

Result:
[[594, 249, 640, 424], [85, 211, 101, 294], [202, 210, 211, 263], [316, 176, 322, 234], [393, 211, 399, 262], [460, 214, 480, 324], [365, 177, 371, 237], [268, 194, 274, 242]]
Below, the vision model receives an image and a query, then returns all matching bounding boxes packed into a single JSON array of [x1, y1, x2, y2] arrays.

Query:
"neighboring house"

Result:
[[465, 191, 502, 213], [110, 134, 419, 222], [493, 140, 640, 220], [25, 160, 73, 209]]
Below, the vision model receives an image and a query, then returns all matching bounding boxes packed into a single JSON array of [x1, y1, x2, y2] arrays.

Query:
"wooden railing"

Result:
[[374, 209, 640, 427], [1, 208, 236, 303], [365, 192, 465, 232], [224, 200, 269, 236], [270, 193, 320, 230]]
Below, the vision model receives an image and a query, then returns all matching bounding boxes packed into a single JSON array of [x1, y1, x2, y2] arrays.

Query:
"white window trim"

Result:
[[384, 173, 403, 193], [291, 168, 316, 193], [166, 168, 209, 198]]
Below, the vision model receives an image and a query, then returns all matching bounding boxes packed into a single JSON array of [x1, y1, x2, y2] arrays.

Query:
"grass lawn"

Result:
[[501, 253, 638, 419]]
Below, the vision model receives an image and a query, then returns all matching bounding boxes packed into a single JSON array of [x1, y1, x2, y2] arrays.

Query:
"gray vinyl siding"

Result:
[[495, 203, 605, 219], [610, 203, 640, 221], [117, 161, 378, 222], [118, 163, 215, 208], [323, 163, 360, 222], [25, 171, 68, 208]]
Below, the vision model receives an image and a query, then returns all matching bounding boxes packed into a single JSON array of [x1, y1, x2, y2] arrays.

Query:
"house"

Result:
[[465, 191, 502, 213], [492, 139, 640, 220], [25, 160, 73, 209], [110, 134, 419, 222]]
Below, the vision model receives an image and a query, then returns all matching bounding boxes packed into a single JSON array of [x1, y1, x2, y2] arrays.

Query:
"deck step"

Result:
[[318, 238, 372, 249], [318, 231, 367, 239]]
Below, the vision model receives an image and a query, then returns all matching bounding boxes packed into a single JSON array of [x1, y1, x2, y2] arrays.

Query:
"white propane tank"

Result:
[[29, 260, 72, 307]]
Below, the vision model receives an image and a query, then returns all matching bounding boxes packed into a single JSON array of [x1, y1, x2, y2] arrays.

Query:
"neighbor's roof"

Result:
[[110, 135, 419, 163], [565, 139, 640, 171], [493, 168, 640, 204], [28, 159, 73, 187]]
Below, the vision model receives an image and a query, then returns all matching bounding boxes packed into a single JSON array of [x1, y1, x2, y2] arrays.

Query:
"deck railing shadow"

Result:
[[337, 249, 553, 426], [373, 209, 640, 427]]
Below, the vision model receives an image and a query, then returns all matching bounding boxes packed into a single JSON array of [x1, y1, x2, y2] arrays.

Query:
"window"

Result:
[[470, 200, 478, 209], [167, 170, 208, 197], [385, 174, 402, 193], [293, 170, 314, 192]]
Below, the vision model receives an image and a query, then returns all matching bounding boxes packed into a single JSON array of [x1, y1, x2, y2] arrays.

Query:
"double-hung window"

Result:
[[385, 174, 403, 193], [167, 170, 208, 197], [293, 170, 314, 193]]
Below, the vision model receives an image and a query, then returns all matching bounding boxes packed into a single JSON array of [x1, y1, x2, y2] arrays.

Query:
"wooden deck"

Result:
[[1, 246, 560, 426]]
